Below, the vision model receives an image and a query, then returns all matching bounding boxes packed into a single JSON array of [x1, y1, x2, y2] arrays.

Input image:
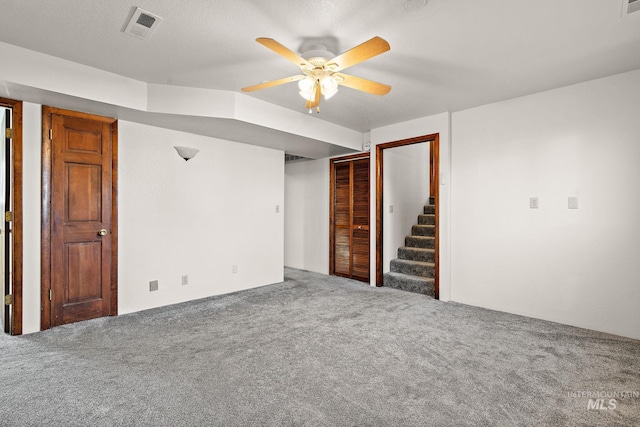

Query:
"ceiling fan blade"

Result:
[[256, 38, 313, 70], [241, 75, 305, 92], [326, 36, 390, 72], [334, 73, 391, 95]]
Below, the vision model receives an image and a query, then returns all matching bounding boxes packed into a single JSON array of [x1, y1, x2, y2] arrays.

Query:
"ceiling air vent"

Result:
[[124, 7, 163, 40], [623, 0, 640, 15]]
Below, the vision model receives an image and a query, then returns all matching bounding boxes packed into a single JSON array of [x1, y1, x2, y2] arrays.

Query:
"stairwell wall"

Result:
[[451, 69, 640, 340], [383, 143, 430, 273]]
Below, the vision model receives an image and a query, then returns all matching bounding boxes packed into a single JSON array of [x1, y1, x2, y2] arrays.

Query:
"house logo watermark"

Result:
[[567, 390, 640, 411]]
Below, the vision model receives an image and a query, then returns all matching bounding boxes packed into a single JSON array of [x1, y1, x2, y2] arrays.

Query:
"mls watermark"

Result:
[[567, 390, 640, 411]]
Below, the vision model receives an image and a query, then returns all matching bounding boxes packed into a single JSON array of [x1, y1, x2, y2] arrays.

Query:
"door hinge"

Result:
[[4, 294, 12, 305], [5, 128, 12, 139], [49, 128, 53, 140], [48, 289, 52, 301], [4, 211, 12, 222]]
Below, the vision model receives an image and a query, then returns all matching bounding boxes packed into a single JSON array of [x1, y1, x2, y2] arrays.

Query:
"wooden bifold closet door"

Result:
[[330, 155, 370, 283]]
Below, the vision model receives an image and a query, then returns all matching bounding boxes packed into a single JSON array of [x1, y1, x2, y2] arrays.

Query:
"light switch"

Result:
[[568, 196, 579, 209], [389, 205, 394, 213], [530, 197, 539, 209]]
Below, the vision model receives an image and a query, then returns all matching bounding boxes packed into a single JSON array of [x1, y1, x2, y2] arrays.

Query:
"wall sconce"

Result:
[[174, 146, 199, 161]]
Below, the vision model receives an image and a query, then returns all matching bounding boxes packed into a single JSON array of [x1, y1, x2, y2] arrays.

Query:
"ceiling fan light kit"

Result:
[[241, 36, 391, 113]]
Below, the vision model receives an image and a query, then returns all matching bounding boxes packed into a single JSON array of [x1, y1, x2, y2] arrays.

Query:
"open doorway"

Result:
[[375, 134, 439, 298], [1, 97, 23, 335]]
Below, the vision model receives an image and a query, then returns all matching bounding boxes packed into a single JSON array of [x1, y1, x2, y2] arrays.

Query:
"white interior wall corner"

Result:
[[450, 69, 640, 340]]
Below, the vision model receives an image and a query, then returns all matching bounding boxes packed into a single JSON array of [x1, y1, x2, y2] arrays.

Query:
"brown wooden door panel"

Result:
[[330, 155, 370, 282], [49, 112, 113, 327], [334, 228, 351, 276], [66, 164, 103, 222], [351, 159, 369, 279]]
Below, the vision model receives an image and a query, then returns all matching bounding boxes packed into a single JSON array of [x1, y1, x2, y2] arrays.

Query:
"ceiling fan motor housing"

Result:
[[301, 49, 335, 67]]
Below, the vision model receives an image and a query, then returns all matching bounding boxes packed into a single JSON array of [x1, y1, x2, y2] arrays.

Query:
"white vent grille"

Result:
[[124, 7, 163, 40], [285, 154, 309, 163], [623, 0, 640, 15]]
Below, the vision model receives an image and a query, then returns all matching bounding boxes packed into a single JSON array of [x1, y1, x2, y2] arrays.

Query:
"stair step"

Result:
[[398, 247, 435, 263], [390, 259, 435, 277], [383, 272, 435, 297], [418, 214, 435, 225], [405, 235, 435, 249], [412, 224, 435, 237], [424, 204, 435, 214]]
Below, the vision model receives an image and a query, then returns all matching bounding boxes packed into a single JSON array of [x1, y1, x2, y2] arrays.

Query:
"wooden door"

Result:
[[330, 155, 370, 282], [43, 108, 117, 328]]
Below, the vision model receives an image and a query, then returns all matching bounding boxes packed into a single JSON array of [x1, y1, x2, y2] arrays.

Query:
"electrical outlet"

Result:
[[232, 265, 238, 274], [149, 280, 159, 292], [275, 205, 280, 213], [182, 275, 188, 286], [530, 197, 539, 209], [389, 205, 394, 213]]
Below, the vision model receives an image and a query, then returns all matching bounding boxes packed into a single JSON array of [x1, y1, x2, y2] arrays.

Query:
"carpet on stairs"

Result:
[[383, 202, 436, 297]]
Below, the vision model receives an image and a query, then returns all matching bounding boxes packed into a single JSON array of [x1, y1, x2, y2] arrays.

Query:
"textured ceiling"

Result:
[[0, 0, 639, 133]]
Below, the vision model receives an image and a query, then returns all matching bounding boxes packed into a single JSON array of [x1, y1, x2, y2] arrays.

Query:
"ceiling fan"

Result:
[[241, 36, 391, 112]]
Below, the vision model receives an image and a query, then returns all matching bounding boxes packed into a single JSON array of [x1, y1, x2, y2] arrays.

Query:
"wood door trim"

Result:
[[348, 163, 354, 275], [110, 122, 118, 316], [41, 106, 118, 331], [0, 97, 23, 335], [375, 133, 440, 298], [329, 153, 370, 277]]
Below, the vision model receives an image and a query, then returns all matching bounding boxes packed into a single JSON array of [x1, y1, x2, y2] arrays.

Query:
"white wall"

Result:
[[22, 102, 41, 334], [284, 159, 329, 274], [19, 113, 284, 332], [0, 42, 363, 153], [118, 121, 284, 314], [371, 112, 452, 299], [451, 69, 640, 340], [383, 143, 430, 272]]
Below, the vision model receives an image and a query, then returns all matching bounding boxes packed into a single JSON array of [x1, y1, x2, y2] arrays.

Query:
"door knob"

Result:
[[98, 229, 108, 236]]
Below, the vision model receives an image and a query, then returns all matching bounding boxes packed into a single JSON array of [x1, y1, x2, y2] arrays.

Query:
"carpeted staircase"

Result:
[[383, 201, 436, 296]]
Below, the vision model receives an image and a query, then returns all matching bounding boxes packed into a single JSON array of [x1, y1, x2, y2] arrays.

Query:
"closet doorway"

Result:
[[329, 153, 370, 283]]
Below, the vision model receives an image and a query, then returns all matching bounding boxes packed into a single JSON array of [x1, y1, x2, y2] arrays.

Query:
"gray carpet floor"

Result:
[[0, 268, 639, 426]]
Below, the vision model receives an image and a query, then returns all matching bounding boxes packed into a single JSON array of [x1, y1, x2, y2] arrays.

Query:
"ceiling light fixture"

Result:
[[174, 146, 199, 161], [297, 74, 340, 103], [242, 37, 391, 113]]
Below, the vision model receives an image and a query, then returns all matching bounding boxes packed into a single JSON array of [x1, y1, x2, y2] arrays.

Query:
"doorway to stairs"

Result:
[[376, 133, 440, 298]]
